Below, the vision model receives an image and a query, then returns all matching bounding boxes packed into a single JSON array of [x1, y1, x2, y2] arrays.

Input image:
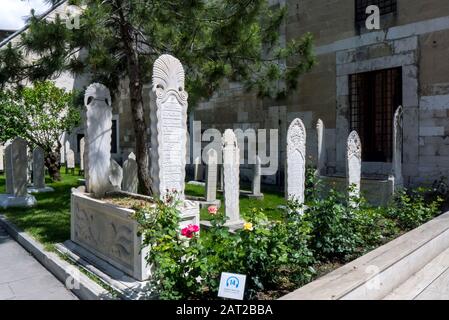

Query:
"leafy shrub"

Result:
[[305, 165, 321, 203], [134, 194, 208, 299], [386, 188, 443, 230], [353, 206, 399, 252], [201, 207, 315, 299], [136, 194, 315, 299], [135, 183, 443, 299], [302, 188, 362, 262]]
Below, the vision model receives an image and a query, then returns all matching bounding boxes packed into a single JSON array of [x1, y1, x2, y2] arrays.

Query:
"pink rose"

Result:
[[181, 224, 200, 238], [208, 206, 218, 215]]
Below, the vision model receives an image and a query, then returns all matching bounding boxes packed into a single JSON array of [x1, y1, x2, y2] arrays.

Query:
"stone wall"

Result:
[[192, 1, 449, 188]]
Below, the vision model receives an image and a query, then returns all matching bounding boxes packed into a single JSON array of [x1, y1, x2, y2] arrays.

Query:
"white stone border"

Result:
[[280, 211, 449, 300]]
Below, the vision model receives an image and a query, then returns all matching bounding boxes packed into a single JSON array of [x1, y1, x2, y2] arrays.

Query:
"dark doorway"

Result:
[[349, 67, 402, 162]]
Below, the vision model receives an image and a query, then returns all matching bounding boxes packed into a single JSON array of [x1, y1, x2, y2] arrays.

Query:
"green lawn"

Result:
[[185, 183, 286, 221], [0, 168, 81, 250], [0, 170, 287, 249]]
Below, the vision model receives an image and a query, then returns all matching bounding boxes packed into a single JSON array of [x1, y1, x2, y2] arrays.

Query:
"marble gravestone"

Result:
[[109, 159, 123, 191], [193, 156, 204, 181], [285, 118, 306, 205], [205, 148, 218, 202], [0, 138, 37, 208], [64, 141, 71, 172], [122, 152, 138, 193], [222, 129, 243, 227], [150, 54, 199, 222], [69, 71, 199, 283], [347, 131, 362, 200], [66, 148, 75, 173], [28, 146, 54, 193], [84, 83, 113, 198], [248, 155, 263, 199], [317, 119, 326, 176], [392, 106, 403, 190], [79, 137, 85, 173], [33, 147, 46, 189], [150, 54, 189, 200], [0, 144, 4, 172]]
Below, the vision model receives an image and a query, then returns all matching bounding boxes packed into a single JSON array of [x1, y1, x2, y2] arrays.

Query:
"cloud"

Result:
[[0, 0, 50, 30]]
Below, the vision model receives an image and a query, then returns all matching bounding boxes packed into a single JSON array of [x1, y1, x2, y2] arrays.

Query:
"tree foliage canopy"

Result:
[[0, 80, 80, 152], [2, 0, 316, 105]]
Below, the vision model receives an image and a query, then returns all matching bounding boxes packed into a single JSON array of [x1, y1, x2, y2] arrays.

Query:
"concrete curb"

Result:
[[0, 214, 112, 300]]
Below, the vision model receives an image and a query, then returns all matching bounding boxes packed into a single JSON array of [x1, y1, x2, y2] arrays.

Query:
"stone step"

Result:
[[55, 241, 152, 300], [384, 246, 449, 300], [414, 266, 449, 299], [280, 211, 449, 300]]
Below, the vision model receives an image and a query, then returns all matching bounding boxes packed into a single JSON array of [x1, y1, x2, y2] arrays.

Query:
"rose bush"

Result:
[[135, 183, 444, 300]]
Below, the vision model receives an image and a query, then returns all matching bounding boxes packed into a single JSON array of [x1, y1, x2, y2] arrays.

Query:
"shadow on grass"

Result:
[[0, 171, 79, 249]]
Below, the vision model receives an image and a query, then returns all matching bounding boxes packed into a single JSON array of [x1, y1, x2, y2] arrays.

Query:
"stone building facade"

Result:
[[192, 0, 449, 187]]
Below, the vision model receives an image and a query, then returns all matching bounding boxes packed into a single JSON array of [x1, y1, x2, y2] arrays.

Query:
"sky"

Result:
[[0, 0, 50, 30]]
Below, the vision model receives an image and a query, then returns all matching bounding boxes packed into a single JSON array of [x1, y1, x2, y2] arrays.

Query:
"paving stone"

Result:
[[0, 283, 14, 300], [0, 226, 77, 300]]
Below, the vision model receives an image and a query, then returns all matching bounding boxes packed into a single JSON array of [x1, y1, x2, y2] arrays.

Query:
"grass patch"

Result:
[[0, 168, 81, 251], [185, 182, 286, 221], [0, 170, 288, 250]]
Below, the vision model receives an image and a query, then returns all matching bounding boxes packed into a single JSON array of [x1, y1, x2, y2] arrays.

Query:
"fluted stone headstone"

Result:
[[7, 138, 28, 196], [285, 118, 306, 204], [60, 134, 66, 164], [0, 138, 37, 208], [223, 129, 242, 226], [251, 155, 263, 198], [28, 146, 54, 194], [109, 159, 123, 191], [317, 119, 326, 176], [205, 148, 218, 202], [63, 141, 71, 174], [66, 148, 75, 170], [80, 137, 85, 171], [122, 152, 138, 193], [84, 83, 112, 197], [392, 106, 403, 190], [347, 131, 362, 199], [193, 157, 201, 181], [150, 54, 188, 200], [33, 147, 45, 189]]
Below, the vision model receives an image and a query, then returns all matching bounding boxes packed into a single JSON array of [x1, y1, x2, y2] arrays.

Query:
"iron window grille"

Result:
[[349, 67, 402, 162]]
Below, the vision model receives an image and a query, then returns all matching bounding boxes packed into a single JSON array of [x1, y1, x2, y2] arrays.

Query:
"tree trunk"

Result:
[[117, 2, 153, 195], [45, 150, 61, 181], [129, 79, 153, 195]]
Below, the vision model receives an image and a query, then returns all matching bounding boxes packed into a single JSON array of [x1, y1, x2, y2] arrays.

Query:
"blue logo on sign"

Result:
[[226, 276, 240, 289]]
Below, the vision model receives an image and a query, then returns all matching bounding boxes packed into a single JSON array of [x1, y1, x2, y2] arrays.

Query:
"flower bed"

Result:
[[135, 177, 444, 300]]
